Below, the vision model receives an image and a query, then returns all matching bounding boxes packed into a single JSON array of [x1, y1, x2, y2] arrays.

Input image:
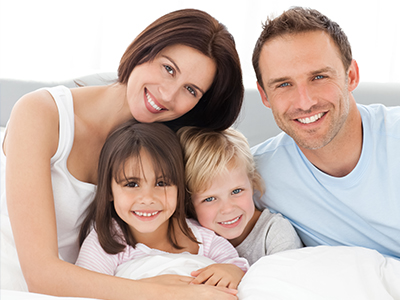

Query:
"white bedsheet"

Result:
[[238, 245, 400, 300], [2, 246, 400, 299], [115, 252, 215, 279]]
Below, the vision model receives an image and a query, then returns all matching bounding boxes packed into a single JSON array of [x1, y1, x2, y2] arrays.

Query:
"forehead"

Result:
[[259, 31, 344, 83]]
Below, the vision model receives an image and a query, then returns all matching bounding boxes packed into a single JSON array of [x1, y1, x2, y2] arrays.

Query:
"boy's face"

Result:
[[192, 162, 255, 242]]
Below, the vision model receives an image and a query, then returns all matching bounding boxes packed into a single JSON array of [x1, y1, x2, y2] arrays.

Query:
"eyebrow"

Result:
[[162, 55, 206, 95]]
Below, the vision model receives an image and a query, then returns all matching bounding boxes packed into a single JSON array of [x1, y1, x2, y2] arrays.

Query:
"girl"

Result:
[[1, 8, 243, 300], [76, 120, 248, 288], [178, 127, 303, 265]]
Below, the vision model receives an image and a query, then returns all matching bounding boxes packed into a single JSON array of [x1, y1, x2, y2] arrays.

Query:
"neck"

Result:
[[300, 100, 363, 177], [229, 209, 261, 247]]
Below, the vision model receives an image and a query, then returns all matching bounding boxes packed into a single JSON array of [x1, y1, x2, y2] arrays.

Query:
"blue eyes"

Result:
[[202, 189, 242, 203], [204, 197, 215, 203], [279, 82, 290, 88], [232, 189, 241, 195], [278, 75, 325, 88]]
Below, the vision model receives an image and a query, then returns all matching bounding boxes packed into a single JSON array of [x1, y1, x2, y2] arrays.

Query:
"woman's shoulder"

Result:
[[4, 88, 62, 157]]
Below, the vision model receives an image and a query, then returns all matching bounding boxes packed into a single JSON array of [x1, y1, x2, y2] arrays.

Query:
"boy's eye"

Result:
[[203, 196, 216, 203], [164, 65, 174, 75], [232, 188, 242, 195]]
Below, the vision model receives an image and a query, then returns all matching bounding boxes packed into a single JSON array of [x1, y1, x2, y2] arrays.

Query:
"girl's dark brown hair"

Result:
[[79, 119, 196, 254], [118, 8, 244, 131]]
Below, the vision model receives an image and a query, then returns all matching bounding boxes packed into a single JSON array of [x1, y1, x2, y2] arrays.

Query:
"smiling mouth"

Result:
[[145, 89, 162, 111], [133, 211, 160, 217], [219, 215, 241, 225], [297, 112, 325, 124]]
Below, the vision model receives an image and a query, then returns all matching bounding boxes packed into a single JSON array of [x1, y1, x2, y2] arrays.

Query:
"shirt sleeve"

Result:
[[198, 225, 249, 272], [75, 228, 121, 275], [265, 215, 303, 256]]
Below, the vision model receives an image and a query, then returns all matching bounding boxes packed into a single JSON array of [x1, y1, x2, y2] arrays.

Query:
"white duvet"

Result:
[[2, 246, 400, 300]]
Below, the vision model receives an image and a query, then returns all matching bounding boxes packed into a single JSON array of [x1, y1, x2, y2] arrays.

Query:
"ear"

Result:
[[347, 59, 360, 92], [256, 82, 271, 108]]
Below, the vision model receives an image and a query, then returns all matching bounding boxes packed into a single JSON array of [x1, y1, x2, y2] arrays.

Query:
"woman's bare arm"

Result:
[[4, 90, 237, 300]]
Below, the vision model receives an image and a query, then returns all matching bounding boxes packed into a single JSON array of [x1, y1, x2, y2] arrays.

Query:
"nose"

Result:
[[294, 84, 318, 111], [138, 187, 155, 205], [159, 83, 179, 102], [219, 198, 235, 215]]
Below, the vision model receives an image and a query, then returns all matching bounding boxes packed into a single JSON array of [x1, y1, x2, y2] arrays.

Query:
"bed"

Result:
[[1, 75, 400, 299]]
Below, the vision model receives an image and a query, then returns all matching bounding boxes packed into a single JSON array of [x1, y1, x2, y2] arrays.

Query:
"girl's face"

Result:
[[191, 162, 255, 243], [111, 150, 177, 240], [126, 44, 216, 123]]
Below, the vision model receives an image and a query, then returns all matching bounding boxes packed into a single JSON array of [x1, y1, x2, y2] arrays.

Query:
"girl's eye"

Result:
[[156, 180, 170, 187], [164, 65, 174, 75], [203, 196, 216, 203], [186, 86, 197, 97], [232, 188, 242, 195], [125, 182, 138, 188]]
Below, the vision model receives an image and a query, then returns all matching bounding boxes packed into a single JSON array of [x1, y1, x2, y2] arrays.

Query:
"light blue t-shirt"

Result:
[[252, 104, 400, 259]]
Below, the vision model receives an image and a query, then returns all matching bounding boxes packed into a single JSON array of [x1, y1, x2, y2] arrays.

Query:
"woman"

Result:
[[1, 8, 243, 300]]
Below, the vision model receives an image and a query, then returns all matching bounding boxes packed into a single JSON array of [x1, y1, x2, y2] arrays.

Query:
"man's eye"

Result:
[[164, 65, 174, 75], [232, 188, 242, 195], [278, 82, 290, 88], [314, 75, 325, 80], [203, 196, 216, 203]]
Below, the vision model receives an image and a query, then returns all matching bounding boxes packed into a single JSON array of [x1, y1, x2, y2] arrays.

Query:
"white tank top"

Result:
[[1, 85, 96, 290]]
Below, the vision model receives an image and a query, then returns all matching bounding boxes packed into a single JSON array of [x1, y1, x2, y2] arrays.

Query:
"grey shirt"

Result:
[[235, 209, 303, 265]]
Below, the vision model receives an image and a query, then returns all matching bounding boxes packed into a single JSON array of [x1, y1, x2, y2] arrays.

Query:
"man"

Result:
[[251, 7, 400, 259]]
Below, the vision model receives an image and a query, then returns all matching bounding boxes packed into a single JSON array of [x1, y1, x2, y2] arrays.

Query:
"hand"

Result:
[[139, 274, 238, 300], [190, 263, 245, 289]]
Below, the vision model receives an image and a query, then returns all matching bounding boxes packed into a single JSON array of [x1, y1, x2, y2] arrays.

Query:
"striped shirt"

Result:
[[76, 218, 249, 275]]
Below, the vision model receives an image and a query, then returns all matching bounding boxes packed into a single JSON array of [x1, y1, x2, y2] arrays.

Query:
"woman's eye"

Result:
[[232, 188, 242, 195], [125, 182, 138, 188], [186, 86, 197, 97], [164, 65, 174, 75], [203, 196, 216, 203]]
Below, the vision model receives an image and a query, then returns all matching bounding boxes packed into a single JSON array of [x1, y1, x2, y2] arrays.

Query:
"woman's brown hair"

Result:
[[79, 119, 196, 253], [118, 8, 244, 131]]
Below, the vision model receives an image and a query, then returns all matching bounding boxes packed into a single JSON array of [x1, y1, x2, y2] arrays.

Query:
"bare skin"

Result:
[[257, 31, 362, 177], [3, 45, 237, 299]]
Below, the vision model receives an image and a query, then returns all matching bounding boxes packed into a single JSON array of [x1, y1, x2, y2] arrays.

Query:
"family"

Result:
[[1, 6, 399, 300]]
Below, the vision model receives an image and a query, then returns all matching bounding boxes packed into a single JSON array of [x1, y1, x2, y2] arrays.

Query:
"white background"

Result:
[[1, 0, 399, 88]]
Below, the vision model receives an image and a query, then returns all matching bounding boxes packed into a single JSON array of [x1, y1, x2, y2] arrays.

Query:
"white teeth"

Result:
[[297, 112, 324, 124], [134, 211, 159, 217], [220, 216, 240, 225], [146, 91, 162, 111]]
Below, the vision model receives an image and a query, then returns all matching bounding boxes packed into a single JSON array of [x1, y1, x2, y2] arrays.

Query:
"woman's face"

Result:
[[126, 44, 217, 123]]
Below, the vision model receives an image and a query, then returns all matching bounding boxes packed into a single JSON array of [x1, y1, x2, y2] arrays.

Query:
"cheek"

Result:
[[194, 205, 215, 227]]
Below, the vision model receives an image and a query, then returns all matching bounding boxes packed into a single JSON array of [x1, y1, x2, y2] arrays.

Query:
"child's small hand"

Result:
[[190, 263, 245, 289]]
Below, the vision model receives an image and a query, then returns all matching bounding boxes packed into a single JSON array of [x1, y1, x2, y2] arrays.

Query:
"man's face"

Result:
[[257, 31, 357, 150]]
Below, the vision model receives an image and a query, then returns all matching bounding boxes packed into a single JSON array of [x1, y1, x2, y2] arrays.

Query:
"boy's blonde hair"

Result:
[[178, 126, 265, 218]]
